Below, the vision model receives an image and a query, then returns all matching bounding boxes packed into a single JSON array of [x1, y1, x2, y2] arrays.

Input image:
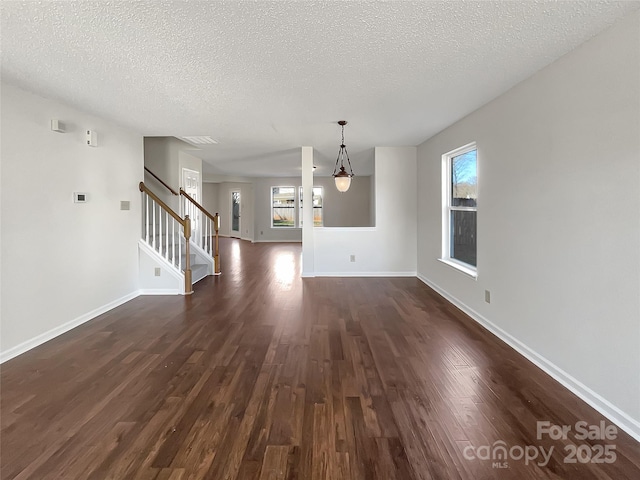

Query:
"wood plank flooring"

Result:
[[2, 238, 639, 479]]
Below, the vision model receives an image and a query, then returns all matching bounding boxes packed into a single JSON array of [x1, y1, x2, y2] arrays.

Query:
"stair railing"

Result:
[[143, 166, 221, 275], [139, 182, 193, 294], [144, 166, 179, 196], [180, 189, 221, 275]]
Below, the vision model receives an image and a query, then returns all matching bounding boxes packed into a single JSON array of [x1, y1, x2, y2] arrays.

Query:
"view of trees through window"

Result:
[[446, 147, 477, 268]]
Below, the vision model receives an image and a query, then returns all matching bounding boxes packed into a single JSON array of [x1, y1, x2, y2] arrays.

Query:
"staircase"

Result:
[[149, 233, 210, 283], [138, 174, 221, 295]]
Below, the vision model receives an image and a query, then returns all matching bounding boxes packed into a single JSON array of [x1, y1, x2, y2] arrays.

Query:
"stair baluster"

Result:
[[142, 166, 221, 278], [139, 182, 193, 294], [180, 188, 221, 275]]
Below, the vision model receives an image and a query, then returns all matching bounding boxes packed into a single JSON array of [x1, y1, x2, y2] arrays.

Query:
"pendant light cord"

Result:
[[332, 121, 355, 178]]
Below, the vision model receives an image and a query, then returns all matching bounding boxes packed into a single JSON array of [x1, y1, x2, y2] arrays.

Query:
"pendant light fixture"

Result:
[[332, 120, 355, 192]]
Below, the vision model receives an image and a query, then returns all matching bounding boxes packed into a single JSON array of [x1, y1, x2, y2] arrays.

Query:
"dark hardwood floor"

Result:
[[2, 238, 639, 479]]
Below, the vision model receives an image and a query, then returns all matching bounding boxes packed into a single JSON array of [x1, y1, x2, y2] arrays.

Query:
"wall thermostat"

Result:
[[74, 192, 88, 203]]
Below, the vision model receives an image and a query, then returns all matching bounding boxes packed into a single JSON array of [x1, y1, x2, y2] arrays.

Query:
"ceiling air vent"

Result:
[[181, 136, 218, 145]]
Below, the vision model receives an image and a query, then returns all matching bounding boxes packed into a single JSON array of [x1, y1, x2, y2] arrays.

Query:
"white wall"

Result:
[[252, 175, 374, 243], [253, 177, 302, 242], [0, 83, 142, 360], [313, 147, 417, 276], [314, 176, 373, 227], [417, 11, 640, 436], [143, 137, 177, 208], [202, 182, 220, 217], [369, 172, 376, 227], [138, 243, 182, 294], [203, 173, 254, 184], [143, 137, 203, 212]]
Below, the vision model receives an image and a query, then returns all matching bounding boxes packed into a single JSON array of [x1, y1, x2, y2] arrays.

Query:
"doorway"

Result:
[[182, 168, 201, 238], [231, 190, 241, 238]]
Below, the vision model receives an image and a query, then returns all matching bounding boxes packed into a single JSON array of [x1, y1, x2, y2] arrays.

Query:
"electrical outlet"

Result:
[[155, 267, 161, 277], [485, 290, 491, 303], [350, 255, 356, 262]]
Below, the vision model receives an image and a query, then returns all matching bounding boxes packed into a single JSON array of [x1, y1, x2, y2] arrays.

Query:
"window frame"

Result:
[[440, 142, 478, 278], [271, 186, 297, 229]]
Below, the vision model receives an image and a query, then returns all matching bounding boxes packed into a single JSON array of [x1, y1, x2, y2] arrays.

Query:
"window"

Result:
[[272, 186, 296, 227], [299, 186, 323, 227], [442, 143, 477, 276], [271, 186, 323, 228]]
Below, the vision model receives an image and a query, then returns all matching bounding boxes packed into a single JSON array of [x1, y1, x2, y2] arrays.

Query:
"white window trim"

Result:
[[437, 258, 477, 279], [271, 186, 297, 229], [441, 142, 478, 278]]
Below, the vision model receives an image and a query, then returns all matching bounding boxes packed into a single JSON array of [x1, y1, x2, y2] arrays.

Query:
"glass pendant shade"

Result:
[[334, 168, 352, 192]]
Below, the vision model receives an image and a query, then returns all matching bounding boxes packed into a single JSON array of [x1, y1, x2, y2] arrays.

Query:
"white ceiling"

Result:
[[2, 1, 639, 177]]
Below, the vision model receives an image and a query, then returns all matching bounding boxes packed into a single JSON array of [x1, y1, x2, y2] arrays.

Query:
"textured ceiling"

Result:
[[2, 1, 639, 177]]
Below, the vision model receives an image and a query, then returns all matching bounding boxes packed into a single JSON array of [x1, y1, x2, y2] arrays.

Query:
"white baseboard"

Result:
[[138, 289, 180, 295], [417, 273, 640, 442], [313, 271, 417, 277], [0, 291, 140, 364]]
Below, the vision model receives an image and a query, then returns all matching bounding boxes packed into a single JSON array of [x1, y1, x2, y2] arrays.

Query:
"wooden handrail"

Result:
[[144, 166, 179, 196], [139, 182, 184, 225], [179, 188, 217, 222]]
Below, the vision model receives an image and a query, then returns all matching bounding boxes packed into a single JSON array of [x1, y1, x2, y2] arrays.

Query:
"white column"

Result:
[[301, 146, 315, 277]]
